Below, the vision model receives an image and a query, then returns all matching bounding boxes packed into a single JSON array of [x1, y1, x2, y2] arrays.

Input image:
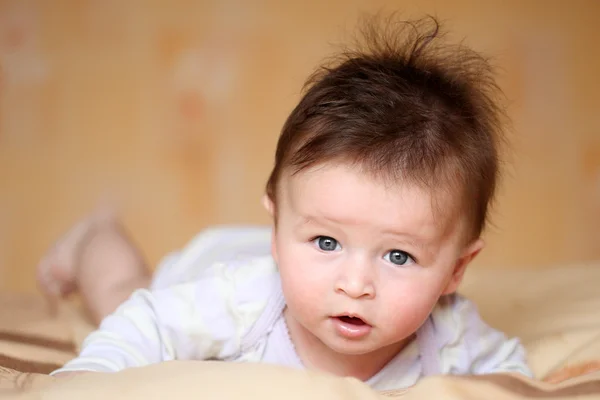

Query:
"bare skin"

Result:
[[37, 206, 151, 325]]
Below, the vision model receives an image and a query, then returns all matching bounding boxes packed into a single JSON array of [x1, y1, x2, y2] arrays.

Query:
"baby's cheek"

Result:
[[279, 263, 322, 305], [383, 285, 437, 330]]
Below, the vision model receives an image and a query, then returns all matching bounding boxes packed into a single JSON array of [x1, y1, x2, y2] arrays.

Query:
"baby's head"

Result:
[[263, 16, 506, 361]]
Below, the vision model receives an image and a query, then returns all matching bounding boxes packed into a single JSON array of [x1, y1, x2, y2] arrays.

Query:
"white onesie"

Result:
[[52, 226, 532, 391]]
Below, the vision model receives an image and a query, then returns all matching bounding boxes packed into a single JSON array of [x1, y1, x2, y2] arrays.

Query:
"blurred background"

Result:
[[0, 0, 598, 293]]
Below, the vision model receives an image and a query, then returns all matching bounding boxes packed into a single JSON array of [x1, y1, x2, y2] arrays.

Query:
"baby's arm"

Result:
[[52, 287, 188, 374], [50, 255, 276, 375], [51, 276, 238, 374]]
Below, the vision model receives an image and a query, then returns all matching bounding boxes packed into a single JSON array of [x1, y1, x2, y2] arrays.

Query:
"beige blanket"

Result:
[[0, 292, 79, 374], [1, 262, 600, 399]]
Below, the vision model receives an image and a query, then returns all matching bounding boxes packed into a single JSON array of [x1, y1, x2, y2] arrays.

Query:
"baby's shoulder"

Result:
[[426, 294, 530, 375], [147, 255, 283, 357], [428, 293, 488, 345], [431, 293, 480, 323], [161, 254, 281, 307], [151, 225, 273, 289]]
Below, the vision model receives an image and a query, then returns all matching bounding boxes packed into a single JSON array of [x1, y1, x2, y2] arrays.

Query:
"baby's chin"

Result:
[[321, 333, 414, 358]]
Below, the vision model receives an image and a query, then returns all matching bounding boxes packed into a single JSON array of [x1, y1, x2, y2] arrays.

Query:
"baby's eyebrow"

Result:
[[296, 215, 315, 227], [380, 231, 437, 259], [297, 214, 341, 227], [294, 216, 320, 231]]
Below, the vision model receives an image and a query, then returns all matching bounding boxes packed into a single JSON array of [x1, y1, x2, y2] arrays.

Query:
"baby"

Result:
[[38, 16, 531, 390]]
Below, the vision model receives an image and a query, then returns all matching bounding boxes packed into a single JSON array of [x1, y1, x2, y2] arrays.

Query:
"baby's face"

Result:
[[270, 163, 482, 360]]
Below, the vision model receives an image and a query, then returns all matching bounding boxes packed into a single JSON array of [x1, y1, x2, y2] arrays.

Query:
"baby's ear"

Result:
[[262, 194, 275, 218], [262, 194, 279, 262], [442, 238, 484, 295]]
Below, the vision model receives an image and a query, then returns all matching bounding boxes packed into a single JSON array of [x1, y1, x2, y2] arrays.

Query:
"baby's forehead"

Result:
[[282, 163, 469, 238], [285, 161, 462, 202]]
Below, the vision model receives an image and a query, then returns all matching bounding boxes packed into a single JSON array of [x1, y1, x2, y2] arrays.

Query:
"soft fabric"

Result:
[[52, 226, 530, 388], [0, 292, 77, 374], [4, 361, 600, 400], [459, 262, 600, 379]]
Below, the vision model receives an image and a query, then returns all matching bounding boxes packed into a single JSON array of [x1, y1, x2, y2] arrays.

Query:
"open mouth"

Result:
[[331, 314, 372, 338], [337, 315, 367, 326]]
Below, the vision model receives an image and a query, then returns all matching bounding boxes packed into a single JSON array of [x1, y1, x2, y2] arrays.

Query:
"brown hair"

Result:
[[266, 15, 507, 240]]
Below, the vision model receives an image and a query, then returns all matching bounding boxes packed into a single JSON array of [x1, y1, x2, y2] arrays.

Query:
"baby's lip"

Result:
[[332, 313, 372, 326], [330, 314, 373, 339]]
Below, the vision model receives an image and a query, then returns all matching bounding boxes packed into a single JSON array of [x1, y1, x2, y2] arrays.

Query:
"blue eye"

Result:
[[384, 250, 415, 266], [313, 236, 341, 252]]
